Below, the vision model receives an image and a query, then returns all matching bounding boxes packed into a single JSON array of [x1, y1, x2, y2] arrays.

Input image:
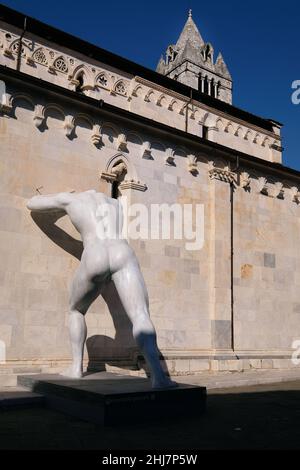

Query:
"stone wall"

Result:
[[0, 77, 300, 378]]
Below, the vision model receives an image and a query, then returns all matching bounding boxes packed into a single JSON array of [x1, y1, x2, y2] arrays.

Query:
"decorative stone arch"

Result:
[[101, 121, 120, 148], [235, 126, 243, 137], [101, 121, 120, 136], [100, 153, 146, 197], [244, 129, 253, 141], [11, 92, 34, 109], [168, 99, 178, 112], [253, 133, 262, 144], [173, 146, 187, 158], [70, 113, 93, 141], [197, 153, 210, 166], [106, 154, 135, 179], [179, 103, 187, 115], [211, 157, 229, 170], [131, 84, 143, 98], [42, 103, 65, 130], [127, 132, 143, 145], [262, 136, 271, 147], [95, 71, 110, 89], [156, 94, 167, 107], [52, 56, 69, 74], [69, 64, 94, 93], [190, 108, 202, 121], [144, 89, 155, 102], [216, 118, 225, 131], [113, 79, 128, 96], [224, 121, 234, 134], [151, 141, 166, 152], [10, 38, 30, 58], [11, 93, 35, 120], [73, 112, 94, 129], [32, 47, 49, 66]]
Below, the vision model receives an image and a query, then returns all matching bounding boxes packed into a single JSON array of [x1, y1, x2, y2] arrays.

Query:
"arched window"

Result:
[[75, 73, 84, 93], [203, 77, 209, 95], [198, 74, 202, 92]]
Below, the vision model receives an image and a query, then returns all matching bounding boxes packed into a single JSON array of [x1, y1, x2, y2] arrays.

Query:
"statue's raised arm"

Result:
[[27, 192, 74, 213]]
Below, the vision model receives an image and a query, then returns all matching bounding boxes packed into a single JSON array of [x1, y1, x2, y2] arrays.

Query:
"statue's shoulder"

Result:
[[91, 191, 118, 205]]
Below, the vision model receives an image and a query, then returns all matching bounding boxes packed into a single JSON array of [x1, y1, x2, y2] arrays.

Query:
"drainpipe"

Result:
[[230, 155, 240, 355], [16, 17, 27, 72]]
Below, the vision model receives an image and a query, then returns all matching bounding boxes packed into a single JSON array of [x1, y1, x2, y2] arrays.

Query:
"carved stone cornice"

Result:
[[209, 167, 235, 184], [119, 180, 147, 192], [99, 171, 117, 183], [134, 76, 190, 103], [267, 182, 283, 198], [240, 172, 251, 189]]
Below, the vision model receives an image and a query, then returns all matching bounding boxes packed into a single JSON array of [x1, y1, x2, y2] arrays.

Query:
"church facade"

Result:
[[0, 5, 299, 385]]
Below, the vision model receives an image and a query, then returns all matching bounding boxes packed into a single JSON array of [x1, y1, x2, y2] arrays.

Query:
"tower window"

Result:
[[198, 74, 202, 92], [204, 77, 209, 95]]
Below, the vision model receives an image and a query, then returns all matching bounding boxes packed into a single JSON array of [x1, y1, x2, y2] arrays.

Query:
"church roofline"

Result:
[[0, 4, 280, 134], [0, 63, 292, 183]]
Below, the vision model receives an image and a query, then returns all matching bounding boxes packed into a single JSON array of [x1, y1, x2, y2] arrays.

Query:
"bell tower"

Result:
[[156, 10, 233, 104]]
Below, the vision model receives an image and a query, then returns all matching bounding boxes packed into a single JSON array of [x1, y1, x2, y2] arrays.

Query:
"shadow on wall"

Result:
[[31, 211, 170, 377]]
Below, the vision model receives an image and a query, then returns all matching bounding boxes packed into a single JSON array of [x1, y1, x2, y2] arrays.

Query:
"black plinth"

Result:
[[18, 372, 206, 425]]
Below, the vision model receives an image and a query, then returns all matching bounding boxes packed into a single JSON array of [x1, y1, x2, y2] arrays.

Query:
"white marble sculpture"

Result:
[[27, 190, 176, 389]]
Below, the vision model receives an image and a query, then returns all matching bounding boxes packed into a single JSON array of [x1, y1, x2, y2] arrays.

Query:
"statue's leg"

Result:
[[112, 259, 177, 389], [61, 264, 102, 379]]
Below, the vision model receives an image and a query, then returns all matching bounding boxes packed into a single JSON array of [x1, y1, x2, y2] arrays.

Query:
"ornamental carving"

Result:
[[54, 57, 68, 73], [32, 48, 48, 66]]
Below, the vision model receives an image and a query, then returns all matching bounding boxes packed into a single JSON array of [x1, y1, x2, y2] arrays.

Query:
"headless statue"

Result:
[[27, 190, 176, 389]]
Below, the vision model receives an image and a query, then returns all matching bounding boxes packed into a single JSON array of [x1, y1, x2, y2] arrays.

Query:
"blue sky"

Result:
[[2, 0, 300, 169]]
